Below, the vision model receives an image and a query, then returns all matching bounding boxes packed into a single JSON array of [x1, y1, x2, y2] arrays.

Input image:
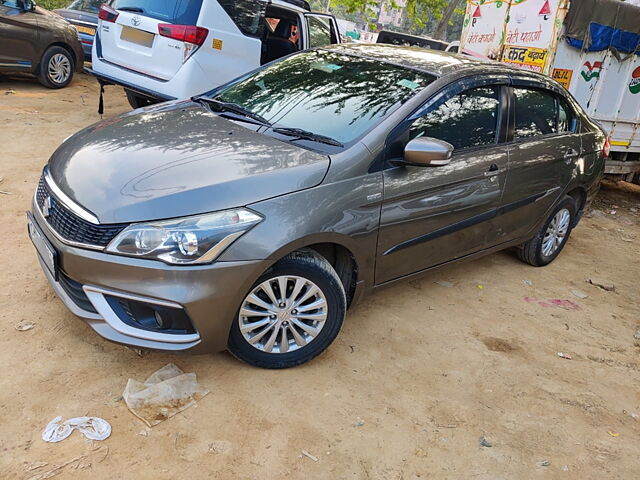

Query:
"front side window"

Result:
[[410, 86, 500, 150], [514, 88, 557, 139], [0, 0, 22, 8], [212, 50, 435, 144], [306, 15, 336, 48]]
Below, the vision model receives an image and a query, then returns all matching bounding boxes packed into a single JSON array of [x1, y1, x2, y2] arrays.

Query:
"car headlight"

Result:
[[106, 209, 262, 264]]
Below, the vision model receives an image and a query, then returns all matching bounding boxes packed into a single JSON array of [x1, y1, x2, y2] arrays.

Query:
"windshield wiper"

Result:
[[273, 127, 344, 147], [192, 96, 271, 126], [117, 6, 144, 12]]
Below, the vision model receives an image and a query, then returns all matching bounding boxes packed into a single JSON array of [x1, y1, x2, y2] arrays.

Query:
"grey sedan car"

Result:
[[28, 44, 606, 368]]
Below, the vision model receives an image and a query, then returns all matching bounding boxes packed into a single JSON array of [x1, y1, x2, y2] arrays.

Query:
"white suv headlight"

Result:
[[106, 209, 262, 265]]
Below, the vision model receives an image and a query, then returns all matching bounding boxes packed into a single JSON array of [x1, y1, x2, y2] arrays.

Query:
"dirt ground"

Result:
[[1, 73, 639, 480]]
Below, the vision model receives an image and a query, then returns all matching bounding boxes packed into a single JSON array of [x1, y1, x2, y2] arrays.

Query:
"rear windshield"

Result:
[[212, 50, 435, 145], [111, 0, 203, 24], [68, 0, 107, 14]]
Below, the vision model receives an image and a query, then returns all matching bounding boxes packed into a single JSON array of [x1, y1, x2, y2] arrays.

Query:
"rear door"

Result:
[[375, 80, 510, 284], [0, 0, 39, 70], [499, 82, 581, 241], [97, 0, 205, 80], [303, 13, 339, 49]]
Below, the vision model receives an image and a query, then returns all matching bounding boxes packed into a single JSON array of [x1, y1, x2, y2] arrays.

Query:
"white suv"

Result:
[[87, 0, 341, 109]]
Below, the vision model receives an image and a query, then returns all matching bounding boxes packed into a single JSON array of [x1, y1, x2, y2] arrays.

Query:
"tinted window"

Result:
[[112, 0, 203, 24], [410, 87, 500, 150], [558, 97, 577, 133], [0, 0, 21, 8], [218, 0, 266, 37], [514, 88, 557, 138], [307, 15, 335, 48], [213, 50, 435, 144], [68, 0, 106, 14]]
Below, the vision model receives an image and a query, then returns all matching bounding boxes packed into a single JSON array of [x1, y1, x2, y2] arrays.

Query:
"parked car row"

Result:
[[0, 0, 341, 99]]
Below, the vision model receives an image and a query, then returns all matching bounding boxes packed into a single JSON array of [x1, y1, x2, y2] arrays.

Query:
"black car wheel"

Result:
[[228, 250, 346, 369], [38, 46, 74, 89], [517, 195, 577, 267], [125, 90, 156, 110]]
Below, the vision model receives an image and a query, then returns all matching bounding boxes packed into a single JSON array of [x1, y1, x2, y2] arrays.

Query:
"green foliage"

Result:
[[37, 0, 69, 10]]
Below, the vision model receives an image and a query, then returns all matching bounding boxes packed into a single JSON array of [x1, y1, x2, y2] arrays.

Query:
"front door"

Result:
[[375, 83, 509, 284], [0, 0, 39, 70]]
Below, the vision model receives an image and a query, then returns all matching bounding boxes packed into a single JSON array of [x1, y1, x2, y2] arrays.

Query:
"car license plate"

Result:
[[74, 25, 96, 36], [27, 213, 57, 279], [120, 26, 154, 48]]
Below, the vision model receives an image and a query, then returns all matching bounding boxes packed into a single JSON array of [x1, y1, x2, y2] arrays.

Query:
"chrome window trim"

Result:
[[44, 167, 100, 224]]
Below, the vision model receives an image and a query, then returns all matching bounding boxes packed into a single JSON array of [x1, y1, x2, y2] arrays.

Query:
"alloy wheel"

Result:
[[48, 54, 71, 85], [238, 275, 328, 354], [542, 208, 571, 257]]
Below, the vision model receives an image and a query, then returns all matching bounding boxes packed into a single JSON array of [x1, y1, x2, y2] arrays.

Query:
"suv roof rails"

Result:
[[277, 0, 311, 11]]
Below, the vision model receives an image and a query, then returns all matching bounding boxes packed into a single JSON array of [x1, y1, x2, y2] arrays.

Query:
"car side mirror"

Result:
[[403, 137, 454, 167], [22, 0, 36, 11]]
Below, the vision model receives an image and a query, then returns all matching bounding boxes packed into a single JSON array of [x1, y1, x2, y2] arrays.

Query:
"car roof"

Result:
[[323, 43, 546, 80]]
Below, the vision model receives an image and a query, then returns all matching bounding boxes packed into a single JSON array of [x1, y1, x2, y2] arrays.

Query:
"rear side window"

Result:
[[513, 88, 557, 138], [218, 0, 266, 37], [558, 97, 578, 133], [111, 0, 203, 24], [410, 86, 500, 150]]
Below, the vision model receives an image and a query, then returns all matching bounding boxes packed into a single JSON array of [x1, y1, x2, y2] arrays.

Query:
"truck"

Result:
[[458, 0, 640, 181]]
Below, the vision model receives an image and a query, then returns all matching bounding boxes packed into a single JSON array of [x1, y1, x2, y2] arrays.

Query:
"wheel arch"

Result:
[[263, 234, 364, 309]]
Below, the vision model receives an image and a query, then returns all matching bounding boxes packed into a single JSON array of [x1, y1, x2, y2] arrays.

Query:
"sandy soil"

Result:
[[1, 73, 639, 480]]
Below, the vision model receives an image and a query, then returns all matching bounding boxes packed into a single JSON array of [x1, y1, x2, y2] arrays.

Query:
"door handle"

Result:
[[484, 164, 502, 177], [564, 149, 579, 163]]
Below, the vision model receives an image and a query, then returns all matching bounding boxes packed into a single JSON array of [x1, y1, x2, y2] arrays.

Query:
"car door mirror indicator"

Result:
[[401, 137, 454, 167]]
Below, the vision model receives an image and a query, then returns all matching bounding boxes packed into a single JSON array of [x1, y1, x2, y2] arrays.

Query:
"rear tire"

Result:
[[516, 195, 576, 267], [228, 250, 346, 369], [125, 89, 155, 109], [38, 46, 74, 89]]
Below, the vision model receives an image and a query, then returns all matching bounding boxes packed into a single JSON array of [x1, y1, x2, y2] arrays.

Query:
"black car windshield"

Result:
[[210, 50, 435, 145]]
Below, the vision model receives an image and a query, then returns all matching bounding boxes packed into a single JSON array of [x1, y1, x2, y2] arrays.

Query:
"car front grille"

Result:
[[58, 271, 98, 314], [36, 177, 127, 248]]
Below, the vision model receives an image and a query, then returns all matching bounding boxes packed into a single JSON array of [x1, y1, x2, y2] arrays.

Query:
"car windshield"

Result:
[[210, 50, 435, 145], [67, 0, 106, 14]]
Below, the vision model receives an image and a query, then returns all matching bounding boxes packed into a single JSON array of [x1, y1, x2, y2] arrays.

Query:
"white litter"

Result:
[[123, 363, 209, 427], [42, 416, 111, 443]]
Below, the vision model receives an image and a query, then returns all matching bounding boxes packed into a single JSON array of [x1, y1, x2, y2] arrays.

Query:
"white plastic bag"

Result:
[[42, 416, 111, 443], [123, 363, 209, 427]]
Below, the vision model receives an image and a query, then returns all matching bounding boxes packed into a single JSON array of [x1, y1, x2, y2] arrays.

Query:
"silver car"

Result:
[[28, 44, 606, 368]]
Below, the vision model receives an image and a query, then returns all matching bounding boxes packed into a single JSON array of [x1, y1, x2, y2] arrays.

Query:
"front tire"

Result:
[[38, 46, 74, 89], [516, 195, 576, 267], [228, 250, 346, 369]]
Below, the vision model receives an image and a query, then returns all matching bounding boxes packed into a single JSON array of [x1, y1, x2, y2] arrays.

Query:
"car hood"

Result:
[[48, 101, 330, 223]]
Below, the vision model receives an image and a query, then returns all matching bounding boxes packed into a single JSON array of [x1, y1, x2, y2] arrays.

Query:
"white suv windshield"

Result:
[[111, 0, 203, 24], [212, 50, 435, 144]]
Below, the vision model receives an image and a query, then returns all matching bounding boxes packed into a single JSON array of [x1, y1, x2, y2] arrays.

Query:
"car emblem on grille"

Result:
[[42, 196, 52, 218], [131, 16, 141, 26]]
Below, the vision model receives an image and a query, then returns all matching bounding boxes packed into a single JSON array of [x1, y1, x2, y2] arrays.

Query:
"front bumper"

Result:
[[30, 200, 270, 353]]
